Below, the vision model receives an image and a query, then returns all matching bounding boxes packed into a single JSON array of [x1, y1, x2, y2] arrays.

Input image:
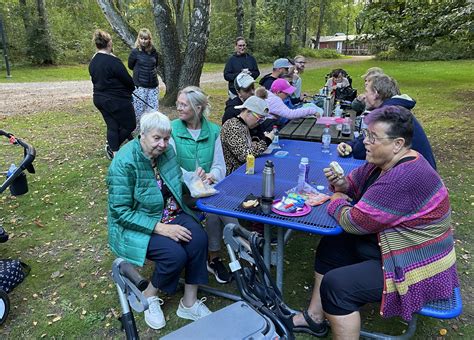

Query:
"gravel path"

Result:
[[0, 56, 371, 116]]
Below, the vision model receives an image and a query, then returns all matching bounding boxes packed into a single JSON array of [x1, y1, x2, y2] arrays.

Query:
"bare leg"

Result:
[[209, 250, 219, 261], [293, 272, 325, 326], [143, 282, 158, 298], [182, 284, 198, 307], [326, 311, 360, 340]]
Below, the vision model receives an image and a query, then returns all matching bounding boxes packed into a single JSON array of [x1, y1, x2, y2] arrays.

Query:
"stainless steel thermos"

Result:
[[262, 160, 275, 200]]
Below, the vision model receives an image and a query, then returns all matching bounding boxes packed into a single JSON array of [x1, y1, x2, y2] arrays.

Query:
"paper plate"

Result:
[[271, 200, 312, 217]]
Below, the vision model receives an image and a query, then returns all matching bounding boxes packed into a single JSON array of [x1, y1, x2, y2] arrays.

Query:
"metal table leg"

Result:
[[263, 224, 271, 269], [276, 227, 285, 292]]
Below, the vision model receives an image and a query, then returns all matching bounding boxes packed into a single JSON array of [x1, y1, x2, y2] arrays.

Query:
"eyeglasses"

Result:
[[362, 129, 395, 144], [237, 44, 247, 47], [295, 61, 306, 64], [251, 111, 265, 123]]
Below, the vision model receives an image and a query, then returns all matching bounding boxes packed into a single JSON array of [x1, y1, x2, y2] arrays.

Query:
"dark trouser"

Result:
[[146, 213, 208, 294], [315, 233, 384, 315], [93, 95, 136, 151]]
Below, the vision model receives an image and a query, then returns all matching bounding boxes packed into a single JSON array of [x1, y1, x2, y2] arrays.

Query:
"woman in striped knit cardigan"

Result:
[[292, 106, 459, 339]]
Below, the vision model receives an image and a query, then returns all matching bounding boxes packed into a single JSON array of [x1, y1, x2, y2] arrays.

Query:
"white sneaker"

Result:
[[144, 296, 166, 330], [176, 297, 212, 321]]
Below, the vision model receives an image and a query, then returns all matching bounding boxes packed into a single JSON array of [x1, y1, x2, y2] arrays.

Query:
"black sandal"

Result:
[[292, 310, 329, 337]]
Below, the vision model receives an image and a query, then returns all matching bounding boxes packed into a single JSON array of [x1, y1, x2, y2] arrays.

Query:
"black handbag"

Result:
[[336, 87, 358, 102], [0, 259, 30, 293]]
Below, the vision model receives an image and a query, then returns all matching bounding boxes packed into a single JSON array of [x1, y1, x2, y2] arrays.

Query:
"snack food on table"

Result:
[[343, 144, 352, 156], [243, 199, 259, 209], [329, 161, 345, 178], [273, 195, 305, 213]]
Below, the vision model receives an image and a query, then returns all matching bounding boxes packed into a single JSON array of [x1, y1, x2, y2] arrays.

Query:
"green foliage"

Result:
[[1, 0, 366, 67], [377, 37, 473, 61], [28, 25, 59, 65], [358, 0, 473, 60]]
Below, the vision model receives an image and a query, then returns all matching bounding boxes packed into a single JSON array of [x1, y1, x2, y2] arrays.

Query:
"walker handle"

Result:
[[119, 262, 149, 291], [232, 224, 253, 241]]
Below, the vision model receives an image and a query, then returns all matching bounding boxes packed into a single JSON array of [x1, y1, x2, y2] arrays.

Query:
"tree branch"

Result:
[[95, 0, 137, 48]]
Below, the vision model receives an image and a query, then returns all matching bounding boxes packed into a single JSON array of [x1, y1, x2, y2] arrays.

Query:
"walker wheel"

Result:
[[0, 290, 10, 325]]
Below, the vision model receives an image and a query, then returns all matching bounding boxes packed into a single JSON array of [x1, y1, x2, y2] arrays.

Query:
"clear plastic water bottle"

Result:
[[270, 125, 281, 150], [297, 157, 310, 192], [334, 101, 342, 117], [334, 101, 343, 131], [321, 124, 331, 153]]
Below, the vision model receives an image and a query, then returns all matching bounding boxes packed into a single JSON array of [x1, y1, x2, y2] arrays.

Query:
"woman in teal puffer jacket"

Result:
[[107, 111, 211, 330]]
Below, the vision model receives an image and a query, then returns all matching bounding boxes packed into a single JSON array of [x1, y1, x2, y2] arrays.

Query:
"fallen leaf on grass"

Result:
[[34, 219, 45, 228], [52, 316, 61, 323], [439, 328, 448, 336], [51, 271, 60, 279], [79, 282, 86, 288]]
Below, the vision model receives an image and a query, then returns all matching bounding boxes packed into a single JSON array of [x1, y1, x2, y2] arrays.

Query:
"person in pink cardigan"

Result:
[[257, 79, 322, 124]]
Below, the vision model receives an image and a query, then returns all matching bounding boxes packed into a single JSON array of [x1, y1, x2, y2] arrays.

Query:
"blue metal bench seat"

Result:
[[360, 287, 462, 339]]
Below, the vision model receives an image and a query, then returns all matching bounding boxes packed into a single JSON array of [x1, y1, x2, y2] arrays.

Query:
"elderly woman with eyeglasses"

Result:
[[107, 112, 211, 331], [292, 106, 459, 339], [220, 95, 275, 175]]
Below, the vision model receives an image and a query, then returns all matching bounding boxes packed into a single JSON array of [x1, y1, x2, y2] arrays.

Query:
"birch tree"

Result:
[[96, 0, 211, 106]]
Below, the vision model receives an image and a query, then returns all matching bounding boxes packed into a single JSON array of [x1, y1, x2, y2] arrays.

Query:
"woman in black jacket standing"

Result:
[[89, 29, 136, 159], [128, 29, 160, 129]]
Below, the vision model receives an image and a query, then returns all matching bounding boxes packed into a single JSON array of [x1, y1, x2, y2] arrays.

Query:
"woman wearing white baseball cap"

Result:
[[220, 95, 275, 175]]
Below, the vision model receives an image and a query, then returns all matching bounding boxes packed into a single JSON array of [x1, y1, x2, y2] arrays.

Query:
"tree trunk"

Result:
[[173, 0, 186, 43], [96, 0, 137, 48], [18, 0, 32, 36], [178, 0, 211, 90], [18, 0, 33, 56], [248, 0, 257, 51], [152, 0, 182, 106], [301, 0, 308, 47], [236, 0, 244, 37], [35, 0, 56, 64], [284, 0, 293, 53], [314, 0, 326, 49]]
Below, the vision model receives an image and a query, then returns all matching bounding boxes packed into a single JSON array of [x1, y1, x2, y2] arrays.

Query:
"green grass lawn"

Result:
[[0, 61, 271, 83], [0, 59, 473, 339], [0, 64, 91, 83], [0, 63, 229, 83]]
